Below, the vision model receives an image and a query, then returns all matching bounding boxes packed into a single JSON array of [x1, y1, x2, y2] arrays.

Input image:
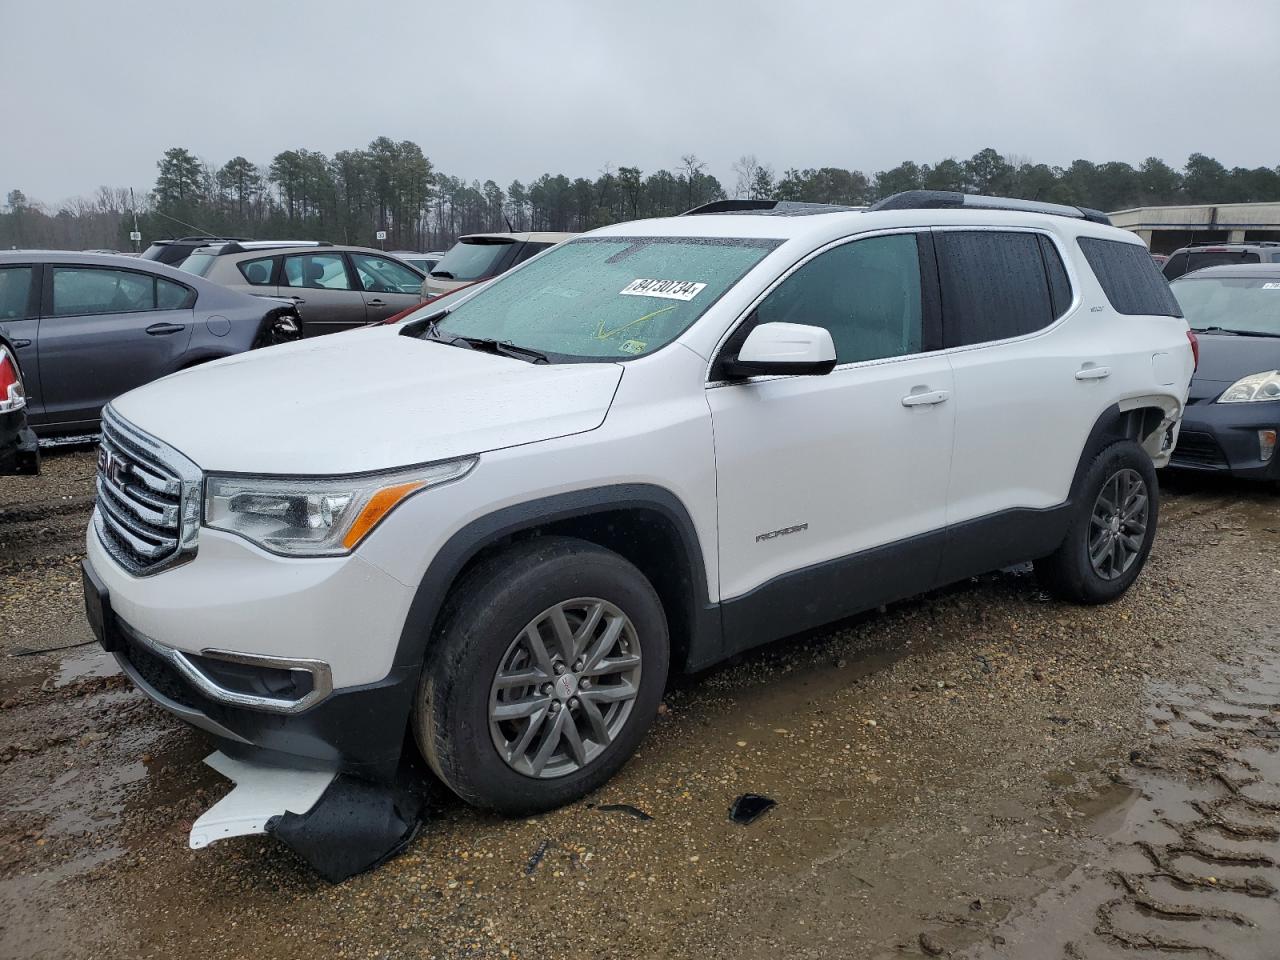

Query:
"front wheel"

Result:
[[415, 537, 669, 815], [1035, 440, 1159, 604]]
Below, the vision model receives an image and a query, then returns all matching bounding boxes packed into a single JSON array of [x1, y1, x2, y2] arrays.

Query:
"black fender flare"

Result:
[[390, 483, 720, 674]]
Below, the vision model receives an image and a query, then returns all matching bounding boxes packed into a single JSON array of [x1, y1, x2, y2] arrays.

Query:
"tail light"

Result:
[[1186, 330, 1200, 372], [0, 345, 26, 413]]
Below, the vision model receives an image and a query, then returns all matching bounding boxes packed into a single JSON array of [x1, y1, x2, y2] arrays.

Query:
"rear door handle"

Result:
[[290, 296, 306, 304], [145, 322, 186, 336], [901, 389, 950, 407], [1075, 364, 1112, 381], [367, 299, 385, 306]]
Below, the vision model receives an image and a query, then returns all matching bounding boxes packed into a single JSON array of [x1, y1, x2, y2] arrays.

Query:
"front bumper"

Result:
[[83, 523, 423, 781], [1170, 387, 1280, 480]]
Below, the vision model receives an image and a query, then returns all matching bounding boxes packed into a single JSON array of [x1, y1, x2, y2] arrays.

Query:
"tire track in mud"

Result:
[[0, 496, 95, 574], [969, 636, 1280, 959]]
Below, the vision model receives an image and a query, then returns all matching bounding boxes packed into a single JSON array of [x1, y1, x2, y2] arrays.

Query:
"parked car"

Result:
[[1162, 241, 1280, 281], [1150, 252, 1168, 268], [83, 192, 1192, 829], [389, 250, 445, 275], [0, 332, 40, 474], [376, 280, 490, 325], [1167, 263, 1280, 482], [180, 242, 426, 333], [141, 236, 249, 267], [0, 252, 300, 436], [422, 232, 576, 299]]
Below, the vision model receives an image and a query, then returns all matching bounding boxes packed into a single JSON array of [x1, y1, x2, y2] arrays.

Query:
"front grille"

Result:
[[1171, 430, 1228, 468], [93, 407, 201, 575]]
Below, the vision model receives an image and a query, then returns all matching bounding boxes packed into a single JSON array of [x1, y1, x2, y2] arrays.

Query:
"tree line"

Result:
[[3, 142, 1279, 253]]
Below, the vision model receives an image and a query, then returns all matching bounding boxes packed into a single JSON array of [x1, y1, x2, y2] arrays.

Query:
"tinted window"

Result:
[[283, 253, 351, 290], [1038, 235, 1073, 318], [350, 253, 422, 294], [1077, 237, 1183, 317], [936, 231, 1054, 346], [238, 257, 275, 286], [1162, 252, 1188, 280], [432, 239, 516, 281], [0, 267, 35, 320], [516, 241, 553, 263], [1185, 250, 1260, 276], [755, 233, 925, 364], [51, 267, 157, 316]]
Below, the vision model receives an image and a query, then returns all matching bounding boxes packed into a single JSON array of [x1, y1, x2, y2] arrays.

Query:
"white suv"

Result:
[[83, 192, 1194, 818]]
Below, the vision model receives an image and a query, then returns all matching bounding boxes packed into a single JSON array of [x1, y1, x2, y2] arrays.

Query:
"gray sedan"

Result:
[[0, 251, 300, 436]]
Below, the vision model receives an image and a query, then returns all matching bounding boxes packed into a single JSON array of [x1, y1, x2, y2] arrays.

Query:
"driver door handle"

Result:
[[367, 299, 385, 306], [1075, 364, 1112, 381], [901, 389, 950, 407], [290, 296, 306, 304], [145, 322, 186, 336], [10, 338, 32, 348]]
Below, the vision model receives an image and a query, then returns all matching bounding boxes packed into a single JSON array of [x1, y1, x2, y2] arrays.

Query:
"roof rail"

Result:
[[201, 240, 334, 254], [1186, 240, 1280, 248], [868, 190, 1112, 225], [681, 199, 862, 216]]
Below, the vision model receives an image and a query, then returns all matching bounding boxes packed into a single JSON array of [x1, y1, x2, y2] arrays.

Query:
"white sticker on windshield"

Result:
[[1263, 282, 1280, 290], [620, 278, 707, 301]]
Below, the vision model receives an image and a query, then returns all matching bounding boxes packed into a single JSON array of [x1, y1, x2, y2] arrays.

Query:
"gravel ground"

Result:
[[0, 449, 1276, 959]]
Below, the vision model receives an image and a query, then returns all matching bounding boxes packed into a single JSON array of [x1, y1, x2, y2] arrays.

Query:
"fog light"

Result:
[[1260, 430, 1277, 463]]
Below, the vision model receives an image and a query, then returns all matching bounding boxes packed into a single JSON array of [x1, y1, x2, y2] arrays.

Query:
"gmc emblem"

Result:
[[98, 447, 128, 487]]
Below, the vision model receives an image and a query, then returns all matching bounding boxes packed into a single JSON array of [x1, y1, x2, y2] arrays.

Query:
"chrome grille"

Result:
[[93, 406, 202, 576]]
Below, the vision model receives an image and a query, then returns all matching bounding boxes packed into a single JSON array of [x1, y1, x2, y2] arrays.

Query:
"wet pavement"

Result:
[[1, 449, 1277, 959]]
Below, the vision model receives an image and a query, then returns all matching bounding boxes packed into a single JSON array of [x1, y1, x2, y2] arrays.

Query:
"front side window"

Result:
[[1077, 237, 1182, 318], [754, 233, 926, 364], [350, 253, 423, 294], [1171, 276, 1280, 337], [427, 236, 778, 360], [50, 267, 163, 316], [283, 253, 351, 290], [936, 231, 1056, 347], [431, 239, 516, 280], [0, 266, 35, 320]]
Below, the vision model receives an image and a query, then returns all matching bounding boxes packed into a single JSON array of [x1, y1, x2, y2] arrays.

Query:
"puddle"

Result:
[[54, 647, 120, 687]]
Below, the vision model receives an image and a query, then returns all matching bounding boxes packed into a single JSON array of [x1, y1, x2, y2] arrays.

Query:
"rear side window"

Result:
[[935, 231, 1055, 347], [50, 267, 181, 316], [1077, 238, 1183, 317], [238, 257, 276, 286]]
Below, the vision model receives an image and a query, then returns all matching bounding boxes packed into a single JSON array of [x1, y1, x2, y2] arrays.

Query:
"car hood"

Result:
[[111, 328, 624, 474], [1191, 332, 1280, 383]]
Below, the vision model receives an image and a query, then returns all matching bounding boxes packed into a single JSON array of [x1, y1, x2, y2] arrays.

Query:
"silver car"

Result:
[[180, 242, 427, 334], [0, 251, 300, 436]]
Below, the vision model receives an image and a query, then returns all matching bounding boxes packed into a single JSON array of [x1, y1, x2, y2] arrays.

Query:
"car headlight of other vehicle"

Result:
[[1218, 370, 1280, 403], [204, 457, 477, 555]]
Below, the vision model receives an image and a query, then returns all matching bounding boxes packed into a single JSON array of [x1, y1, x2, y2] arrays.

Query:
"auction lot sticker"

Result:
[[620, 279, 707, 301]]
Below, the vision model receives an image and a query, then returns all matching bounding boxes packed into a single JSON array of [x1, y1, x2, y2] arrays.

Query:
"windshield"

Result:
[[431, 238, 516, 280], [1172, 276, 1280, 336], [424, 236, 779, 361], [179, 253, 217, 277]]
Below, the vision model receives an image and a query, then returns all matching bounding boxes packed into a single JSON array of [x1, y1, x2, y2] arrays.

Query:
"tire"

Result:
[[414, 536, 669, 815], [1035, 440, 1159, 604]]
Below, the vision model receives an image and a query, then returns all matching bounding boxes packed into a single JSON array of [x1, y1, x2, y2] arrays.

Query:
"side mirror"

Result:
[[721, 322, 837, 379]]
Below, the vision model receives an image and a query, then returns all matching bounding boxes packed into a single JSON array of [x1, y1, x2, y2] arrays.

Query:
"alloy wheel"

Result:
[[1088, 468, 1149, 581]]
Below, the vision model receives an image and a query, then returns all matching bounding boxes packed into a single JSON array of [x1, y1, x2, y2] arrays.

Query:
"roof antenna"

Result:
[[504, 214, 515, 233]]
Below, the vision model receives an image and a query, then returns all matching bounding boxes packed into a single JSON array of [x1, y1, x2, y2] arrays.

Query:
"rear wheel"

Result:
[[415, 537, 668, 815], [1035, 440, 1159, 604]]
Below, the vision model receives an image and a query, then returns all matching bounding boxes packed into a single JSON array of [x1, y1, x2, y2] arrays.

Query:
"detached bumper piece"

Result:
[[191, 752, 423, 883], [0, 419, 39, 475]]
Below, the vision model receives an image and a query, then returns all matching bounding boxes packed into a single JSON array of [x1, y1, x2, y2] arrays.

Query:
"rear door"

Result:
[[0, 263, 43, 420], [278, 251, 367, 335], [349, 252, 426, 322], [38, 264, 195, 427]]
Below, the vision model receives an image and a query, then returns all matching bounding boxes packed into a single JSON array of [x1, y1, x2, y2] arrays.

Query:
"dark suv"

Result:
[[1162, 242, 1280, 281]]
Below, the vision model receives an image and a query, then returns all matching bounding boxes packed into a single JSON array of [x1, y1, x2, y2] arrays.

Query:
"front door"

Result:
[[349, 252, 428, 322], [0, 263, 43, 420], [279, 252, 367, 335], [37, 264, 195, 428], [707, 231, 955, 650]]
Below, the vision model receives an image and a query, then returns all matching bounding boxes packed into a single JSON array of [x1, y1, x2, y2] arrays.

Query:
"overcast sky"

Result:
[[3, 0, 1278, 205]]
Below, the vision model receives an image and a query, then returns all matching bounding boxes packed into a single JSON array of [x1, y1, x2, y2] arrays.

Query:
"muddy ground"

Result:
[[1, 449, 1277, 960]]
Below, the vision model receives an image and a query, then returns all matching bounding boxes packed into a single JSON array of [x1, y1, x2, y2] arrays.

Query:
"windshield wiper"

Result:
[[429, 269, 455, 279], [1193, 325, 1280, 338], [448, 336, 549, 364]]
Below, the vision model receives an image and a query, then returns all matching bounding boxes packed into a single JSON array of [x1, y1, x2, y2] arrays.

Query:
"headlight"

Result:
[[1218, 370, 1280, 403], [204, 457, 476, 555]]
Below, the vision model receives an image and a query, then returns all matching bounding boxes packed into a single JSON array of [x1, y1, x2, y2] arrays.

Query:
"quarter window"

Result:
[[1077, 237, 1183, 318], [935, 231, 1055, 347], [754, 233, 926, 364], [0, 266, 35, 320], [50, 267, 190, 316], [238, 257, 276, 286], [350, 253, 422, 294], [283, 253, 351, 291]]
